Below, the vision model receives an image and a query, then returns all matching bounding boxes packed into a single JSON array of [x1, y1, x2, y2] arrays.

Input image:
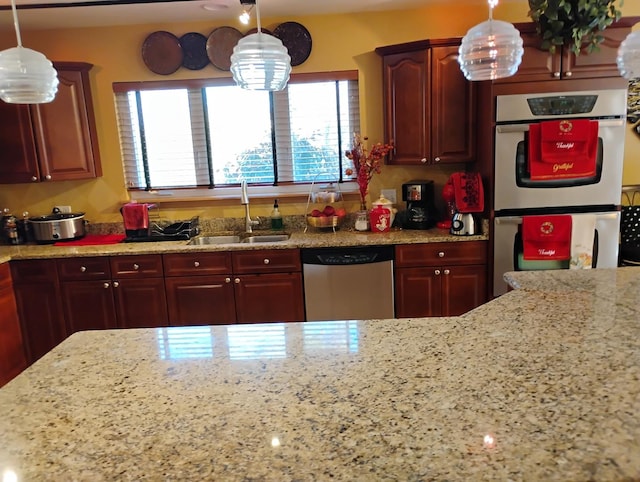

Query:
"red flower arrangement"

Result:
[[345, 134, 394, 210]]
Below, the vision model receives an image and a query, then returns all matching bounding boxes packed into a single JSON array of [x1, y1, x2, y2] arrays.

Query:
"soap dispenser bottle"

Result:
[[271, 199, 283, 230]]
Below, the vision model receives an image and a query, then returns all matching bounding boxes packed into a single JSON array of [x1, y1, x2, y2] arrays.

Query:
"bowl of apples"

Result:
[[307, 205, 347, 228]]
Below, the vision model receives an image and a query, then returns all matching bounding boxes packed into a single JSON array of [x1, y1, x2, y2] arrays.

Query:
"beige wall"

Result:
[[0, 2, 639, 223]]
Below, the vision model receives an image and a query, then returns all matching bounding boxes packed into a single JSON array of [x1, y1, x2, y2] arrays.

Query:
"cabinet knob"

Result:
[[553, 72, 561, 78], [565, 71, 572, 77], [420, 158, 427, 164], [234, 278, 240, 284], [103, 282, 110, 288], [444, 269, 450, 275], [45, 174, 52, 180], [225, 277, 231, 283], [263, 258, 270, 265], [31, 176, 37, 182], [133, 263, 140, 270], [194, 261, 200, 267], [434, 157, 441, 163], [80, 266, 87, 272], [438, 251, 445, 258], [435, 269, 441, 275], [113, 281, 120, 288]]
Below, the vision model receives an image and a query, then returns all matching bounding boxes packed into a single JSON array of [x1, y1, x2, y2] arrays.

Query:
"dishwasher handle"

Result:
[[301, 245, 394, 265]]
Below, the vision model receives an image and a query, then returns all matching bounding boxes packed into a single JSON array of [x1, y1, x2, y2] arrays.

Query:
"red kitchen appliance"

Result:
[[121, 203, 155, 238]]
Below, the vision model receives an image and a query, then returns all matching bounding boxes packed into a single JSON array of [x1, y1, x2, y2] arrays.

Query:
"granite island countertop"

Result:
[[0, 226, 487, 261], [1, 267, 638, 480]]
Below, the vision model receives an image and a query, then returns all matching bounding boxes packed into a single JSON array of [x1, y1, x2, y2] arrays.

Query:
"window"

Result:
[[114, 71, 360, 194]]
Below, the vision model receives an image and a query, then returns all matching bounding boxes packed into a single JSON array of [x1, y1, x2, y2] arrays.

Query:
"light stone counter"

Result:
[[1, 267, 639, 480], [0, 226, 487, 260]]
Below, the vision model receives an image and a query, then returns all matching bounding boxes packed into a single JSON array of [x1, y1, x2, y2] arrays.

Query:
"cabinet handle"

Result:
[[80, 266, 87, 272], [234, 278, 240, 284], [45, 174, 52, 180], [565, 71, 572, 77], [438, 251, 445, 258], [133, 263, 139, 270], [435, 269, 441, 275], [103, 282, 110, 288], [225, 277, 231, 283], [31, 176, 37, 182], [553, 72, 561, 78], [194, 261, 200, 267], [434, 157, 441, 163], [420, 158, 427, 164], [263, 258, 270, 265], [444, 269, 450, 275], [113, 281, 119, 288]]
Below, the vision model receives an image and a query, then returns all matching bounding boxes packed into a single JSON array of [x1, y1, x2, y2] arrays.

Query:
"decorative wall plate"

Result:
[[141, 31, 183, 75], [180, 32, 209, 71], [273, 21, 312, 67], [206, 26, 243, 71]]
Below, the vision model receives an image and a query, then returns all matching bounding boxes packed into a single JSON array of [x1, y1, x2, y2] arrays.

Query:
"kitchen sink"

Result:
[[187, 235, 241, 245], [241, 234, 290, 243], [187, 234, 290, 245]]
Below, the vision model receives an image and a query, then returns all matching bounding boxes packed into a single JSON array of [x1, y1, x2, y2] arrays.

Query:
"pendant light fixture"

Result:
[[617, 31, 640, 80], [230, 0, 291, 91], [0, 0, 58, 104], [458, 0, 523, 81]]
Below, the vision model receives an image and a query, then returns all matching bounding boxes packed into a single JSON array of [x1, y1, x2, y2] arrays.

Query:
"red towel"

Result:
[[522, 215, 572, 260], [450, 172, 484, 213], [122, 203, 150, 230], [528, 119, 598, 180], [54, 234, 126, 246]]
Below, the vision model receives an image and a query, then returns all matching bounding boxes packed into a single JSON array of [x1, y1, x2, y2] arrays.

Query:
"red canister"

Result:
[[370, 205, 391, 233]]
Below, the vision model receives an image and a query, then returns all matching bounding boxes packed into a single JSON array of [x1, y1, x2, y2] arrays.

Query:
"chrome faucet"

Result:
[[241, 180, 260, 233]]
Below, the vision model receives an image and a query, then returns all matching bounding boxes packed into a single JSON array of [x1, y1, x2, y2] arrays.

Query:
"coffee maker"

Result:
[[401, 180, 438, 230]]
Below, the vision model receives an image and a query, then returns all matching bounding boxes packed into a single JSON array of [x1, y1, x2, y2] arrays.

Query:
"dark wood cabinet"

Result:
[[494, 21, 634, 84], [10, 259, 66, 364], [376, 40, 476, 166], [58, 255, 168, 333], [0, 61, 102, 184], [0, 263, 27, 387], [394, 241, 487, 318], [164, 249, 304, 326]]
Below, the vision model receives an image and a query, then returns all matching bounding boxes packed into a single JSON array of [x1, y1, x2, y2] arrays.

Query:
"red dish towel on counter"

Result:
[[54, 234, 126, 246], [449, 172, 484, 213], [528, 119, 598, 180], [522, 215, 572, 260]]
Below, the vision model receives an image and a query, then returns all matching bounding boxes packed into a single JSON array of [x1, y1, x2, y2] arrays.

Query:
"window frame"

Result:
[[113, 70, 360, 203]]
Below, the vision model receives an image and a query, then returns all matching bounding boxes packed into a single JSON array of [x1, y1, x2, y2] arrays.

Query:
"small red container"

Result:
[[369, 205, 391, 233]]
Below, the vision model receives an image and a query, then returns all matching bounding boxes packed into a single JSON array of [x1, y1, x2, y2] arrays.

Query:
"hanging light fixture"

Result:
[[239, 4, 253, 25], [0, 0, 58, 104], [230, 0, 291, 91], [458, 0, 523, 81], [617, 31, 640, 80]]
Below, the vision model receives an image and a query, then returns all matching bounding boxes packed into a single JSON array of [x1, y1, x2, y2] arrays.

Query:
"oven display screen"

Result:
[[527, 95, 598, 116]]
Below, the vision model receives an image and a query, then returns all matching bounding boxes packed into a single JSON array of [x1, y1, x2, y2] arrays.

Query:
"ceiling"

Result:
[[0, 0, 476, 31]]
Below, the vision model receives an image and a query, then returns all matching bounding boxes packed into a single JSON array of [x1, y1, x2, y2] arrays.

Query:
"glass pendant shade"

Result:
[[230, 32, 291, 91], [458, 18, 524, 81], [0, 46, 59, 103], [617, 31, 640, 80], [0, 0, 58, 104]]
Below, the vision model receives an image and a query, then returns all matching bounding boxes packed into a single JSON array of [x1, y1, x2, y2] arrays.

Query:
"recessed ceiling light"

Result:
[[202, 2, 230, 12]]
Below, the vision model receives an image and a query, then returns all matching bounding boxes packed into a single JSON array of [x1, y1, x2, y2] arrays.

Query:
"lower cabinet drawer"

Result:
[[395, 241, 487, 267], [232, 249, 301, 274], [57, 257, 111, 281], [111, 255, 164, 278], [163, 252, 233, 277]]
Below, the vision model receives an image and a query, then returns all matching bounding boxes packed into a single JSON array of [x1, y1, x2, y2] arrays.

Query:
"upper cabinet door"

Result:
[[430, 45, 476, 164], [31, 63, 102, 181], [382, 50, 431, 165], [0, 103, 40, 183]]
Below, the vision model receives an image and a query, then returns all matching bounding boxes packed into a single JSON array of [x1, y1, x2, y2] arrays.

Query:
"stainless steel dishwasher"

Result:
[[302, 245, 395, 321]]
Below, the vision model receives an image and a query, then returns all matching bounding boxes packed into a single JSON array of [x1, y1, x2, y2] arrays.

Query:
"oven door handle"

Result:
[[496, 118, 624, 134], [495, 212, 619, 225]]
